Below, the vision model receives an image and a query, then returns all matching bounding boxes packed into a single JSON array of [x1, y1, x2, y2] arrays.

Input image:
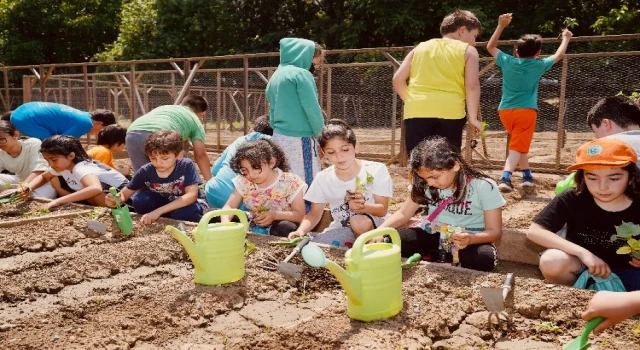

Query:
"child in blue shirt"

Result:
[[204, 115, 272, 210], [7, 102, 116, 139], [486, 13, 572, 192], [106, 130, 208, 224]]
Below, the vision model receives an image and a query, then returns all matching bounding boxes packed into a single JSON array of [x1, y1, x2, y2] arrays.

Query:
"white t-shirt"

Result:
[[50, 160, 127, 191], [304, 160, 393, 230], [606, 130, 640, 165], [0, 138, 49, 179]]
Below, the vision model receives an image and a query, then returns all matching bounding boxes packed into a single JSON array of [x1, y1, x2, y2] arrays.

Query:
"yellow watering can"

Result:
[[166, 209, 248, 286], [301, 227, 403, 322]]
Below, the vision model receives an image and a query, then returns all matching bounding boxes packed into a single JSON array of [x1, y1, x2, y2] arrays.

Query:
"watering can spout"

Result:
[[324, 260, 362, 306], [166, 225, 204, 270]]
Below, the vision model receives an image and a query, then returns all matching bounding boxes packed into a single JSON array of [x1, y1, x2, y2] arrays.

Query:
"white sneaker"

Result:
[[522, 176, 535, 187]]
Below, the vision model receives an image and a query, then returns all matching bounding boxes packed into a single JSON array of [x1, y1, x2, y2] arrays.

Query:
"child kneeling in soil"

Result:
[[221, 138, 306, 236], [288, 119, 393, 247], [379, 137, 505, 272], [527, 138, 640, 291], [105, 130, 208, 225], [21, 135, 129, 209], [87, 124, 132, 177], [0, 121, 56, 199]]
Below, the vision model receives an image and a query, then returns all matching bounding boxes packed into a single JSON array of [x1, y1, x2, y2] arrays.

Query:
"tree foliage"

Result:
[[0, 0, 638, 66], [0, 0, 123, 65]]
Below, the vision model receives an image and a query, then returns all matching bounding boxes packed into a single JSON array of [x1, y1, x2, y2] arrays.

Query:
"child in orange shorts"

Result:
[[486, 13, 572, 192]]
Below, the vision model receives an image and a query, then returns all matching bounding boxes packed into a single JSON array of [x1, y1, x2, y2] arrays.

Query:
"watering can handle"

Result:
[[198, 209, 249, 233], [109, 187, 122, 209], [351, 227, 401, 263]]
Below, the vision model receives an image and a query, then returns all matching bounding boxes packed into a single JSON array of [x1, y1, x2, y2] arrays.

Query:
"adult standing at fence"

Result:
[[3, 102, 116, 140], [125, 94, 212, 180], [266, 38, 325, 187], [393, 10, 483, 155]]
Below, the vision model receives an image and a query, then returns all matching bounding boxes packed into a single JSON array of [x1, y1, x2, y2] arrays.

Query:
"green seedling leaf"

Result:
[[0, 194, 21, 204], [562, 17, 579, 29], [244, 239, 256, 257], [633, 251, 640, 259], [365, 171, 374, 185], [629, 238, 640, 250], [615, 221, 640, 238], [611, 234, 619, 242], [2, 183, 11, 190], [480, 121, 489, 138], [617, 246, 633, 255], [256, 205, 269, 213]]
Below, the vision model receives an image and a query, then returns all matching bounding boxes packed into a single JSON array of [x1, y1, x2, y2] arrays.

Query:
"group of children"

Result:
[[0, 9, 638, 332]]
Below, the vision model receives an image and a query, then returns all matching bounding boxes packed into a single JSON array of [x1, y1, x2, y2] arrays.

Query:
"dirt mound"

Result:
[[0, 213, 638, 349]]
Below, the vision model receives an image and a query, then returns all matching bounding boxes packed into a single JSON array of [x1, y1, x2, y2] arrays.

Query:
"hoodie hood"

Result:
[[278, 38, 315, 69]]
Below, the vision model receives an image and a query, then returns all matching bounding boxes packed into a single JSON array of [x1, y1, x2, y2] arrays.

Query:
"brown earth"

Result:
[[0, 211, 638, 349]]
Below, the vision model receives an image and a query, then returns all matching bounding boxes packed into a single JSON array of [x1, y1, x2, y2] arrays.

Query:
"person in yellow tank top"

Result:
[[393, 10, 483, 154]]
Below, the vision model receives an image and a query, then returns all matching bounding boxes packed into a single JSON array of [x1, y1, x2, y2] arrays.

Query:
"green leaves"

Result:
[[615, 221, 640, 238], [613, 221, 640, 258]]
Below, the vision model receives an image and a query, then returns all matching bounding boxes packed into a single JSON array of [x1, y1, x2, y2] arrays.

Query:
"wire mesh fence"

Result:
[[1, 34, 639, 173]]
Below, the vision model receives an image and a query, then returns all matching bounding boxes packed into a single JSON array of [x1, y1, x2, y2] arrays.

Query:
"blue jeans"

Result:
[[131, 191, 206, 223]]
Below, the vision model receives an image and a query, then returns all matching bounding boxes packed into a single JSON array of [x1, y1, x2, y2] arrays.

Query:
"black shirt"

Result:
[[533, 189, 638, 268]]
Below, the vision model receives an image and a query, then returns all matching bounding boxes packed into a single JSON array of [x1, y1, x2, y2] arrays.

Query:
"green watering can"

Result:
[[301, 227, 403, 322], [166, 209, 248, 286], [109, 187, 133, 235]]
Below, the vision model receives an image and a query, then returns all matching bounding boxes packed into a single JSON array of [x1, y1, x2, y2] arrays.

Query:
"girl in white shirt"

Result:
[[289, 119, 393, 247], [0, 121, 56, 199], [22, 135, 128, 209]]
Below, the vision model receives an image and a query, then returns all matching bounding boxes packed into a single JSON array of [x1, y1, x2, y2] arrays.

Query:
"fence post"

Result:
[[216, 71, 222, 151], [391, 65, 397, 158], [39, 66, 46, 102], [555, 58, 569, 169], [327, 67, 332, 119], [129, 63, 137, 121], [2, 69, 9, 111], [83, 65, 89, 110], [243, 56, 249, 134]]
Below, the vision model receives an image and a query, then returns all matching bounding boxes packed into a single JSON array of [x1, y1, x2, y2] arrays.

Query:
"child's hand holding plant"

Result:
[[346, 172, 375, 212], [252, 205, 275, 226], [447, 225, 470, 249]]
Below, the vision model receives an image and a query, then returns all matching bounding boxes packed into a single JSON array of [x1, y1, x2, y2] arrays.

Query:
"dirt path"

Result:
[[0, 215, 638, 349]]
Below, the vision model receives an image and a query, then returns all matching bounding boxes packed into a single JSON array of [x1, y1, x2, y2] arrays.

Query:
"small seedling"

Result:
[[85, 207, 106, 220], [563, 17, 579, 29], [23, 208, 50, 217], [354, 172, 375, 192], [610, 221, 640, 258], [244, 239, 256, 257], [480, 121, 489, 138], [539, 321, 562, 334]]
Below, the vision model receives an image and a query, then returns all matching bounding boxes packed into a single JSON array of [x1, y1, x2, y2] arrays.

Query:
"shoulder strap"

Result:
[[425, 176, 472, 223]]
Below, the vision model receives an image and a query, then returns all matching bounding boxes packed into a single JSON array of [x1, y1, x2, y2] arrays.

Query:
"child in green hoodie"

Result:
[[266, 38, 325, 189]]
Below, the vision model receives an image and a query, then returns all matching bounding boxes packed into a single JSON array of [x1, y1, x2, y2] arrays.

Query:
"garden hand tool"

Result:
[[480, 273, 514, 328], [260, 237, 311, 279], [401, 253, 422, 269], [109, 187, 133, 235], [563, 317, 605, 350], [86, 207, 111, 233]]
